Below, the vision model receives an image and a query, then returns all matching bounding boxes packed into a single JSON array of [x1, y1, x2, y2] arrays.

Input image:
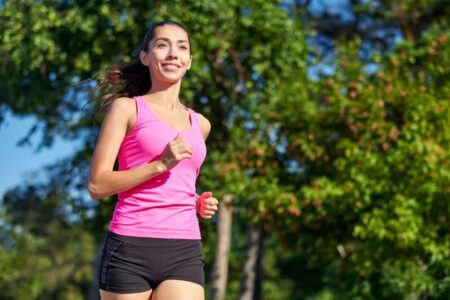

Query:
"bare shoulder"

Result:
[[107, 97, 135, 112], [196, 112, 211, 140], [105, 97, 136, 131]]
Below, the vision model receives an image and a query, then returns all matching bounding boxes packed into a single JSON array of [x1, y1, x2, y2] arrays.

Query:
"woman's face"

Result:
[[141, 25, 192, 84]]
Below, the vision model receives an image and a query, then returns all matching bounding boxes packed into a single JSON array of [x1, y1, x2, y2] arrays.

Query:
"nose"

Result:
[[167, 46, 178, 59]]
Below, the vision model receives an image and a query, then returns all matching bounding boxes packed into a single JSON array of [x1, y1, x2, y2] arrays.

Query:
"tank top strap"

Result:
[[129, 96, 140, 127], [185, 107, 201, 131], [133, 95, 144, 112], [133, 96, 152, 125]]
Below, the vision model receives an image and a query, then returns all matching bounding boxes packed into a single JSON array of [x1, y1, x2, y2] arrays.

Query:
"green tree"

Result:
[[269, 3, 450, 298], [1, 0, 449, 299]]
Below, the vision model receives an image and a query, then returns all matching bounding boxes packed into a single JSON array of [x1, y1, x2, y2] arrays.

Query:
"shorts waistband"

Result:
[[107, 231, 201, 247]]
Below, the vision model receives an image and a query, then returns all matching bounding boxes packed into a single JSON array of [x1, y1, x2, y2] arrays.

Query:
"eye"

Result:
[[156, 43, 167, 48], [179, 45, 189, 50]]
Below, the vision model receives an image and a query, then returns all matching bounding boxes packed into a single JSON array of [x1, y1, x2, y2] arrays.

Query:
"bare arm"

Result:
[[88, 98, 167, 200]]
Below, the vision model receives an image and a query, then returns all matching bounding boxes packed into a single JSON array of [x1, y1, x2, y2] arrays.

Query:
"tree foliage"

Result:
[[1, 0, 449, 299]]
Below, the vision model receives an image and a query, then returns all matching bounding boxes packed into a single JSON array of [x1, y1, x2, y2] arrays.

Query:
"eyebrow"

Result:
[[153, 37, 189, 44]]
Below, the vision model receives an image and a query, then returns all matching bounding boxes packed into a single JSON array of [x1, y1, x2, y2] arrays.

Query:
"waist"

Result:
[[118, 172, 197, 199], [109, 195, 201, 239], [106, 231, 201, 245]]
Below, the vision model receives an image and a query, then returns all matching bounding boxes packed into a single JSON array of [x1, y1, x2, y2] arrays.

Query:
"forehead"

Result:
[[152, 25, 189, 42]]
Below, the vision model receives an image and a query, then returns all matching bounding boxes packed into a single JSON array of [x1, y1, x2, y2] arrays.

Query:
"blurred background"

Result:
[[0, 0, 449, 299]]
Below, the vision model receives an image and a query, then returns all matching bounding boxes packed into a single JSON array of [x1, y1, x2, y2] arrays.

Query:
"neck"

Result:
[[147, 80, 182, 109]]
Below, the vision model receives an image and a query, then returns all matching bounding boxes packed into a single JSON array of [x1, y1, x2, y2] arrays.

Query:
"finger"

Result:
[[199, 192, 213, 200], [202, 212, 215, 218], [183, 145, 193, 156], [176, 148, 192, 157], [205, 208, 218, 215], [187, 144, 193, 154], [176, 153, 192, 161], [204, 210, 216, 216], [174, 143, 193, 155], [175, 144, 193, 154], [180, 141, 193, 154], [175, 134, 191, 145], [201, 214, 212, 220], [203, 204, 218, 211], [202, 203, 216, 211], [202, 203, 218, 210], [206, 198, 218, 205], [170, 138, 188, 148], [175, 138, 188, 146]]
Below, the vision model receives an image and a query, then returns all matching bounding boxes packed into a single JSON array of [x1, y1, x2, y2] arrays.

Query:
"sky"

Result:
[[0, 109, 84, 198]]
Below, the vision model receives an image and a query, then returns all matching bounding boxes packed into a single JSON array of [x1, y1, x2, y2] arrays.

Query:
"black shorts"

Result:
[[97, 231, 205, 293]]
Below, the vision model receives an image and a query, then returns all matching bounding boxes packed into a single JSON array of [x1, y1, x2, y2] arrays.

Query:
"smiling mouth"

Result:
[[161, 63, 180, 70]]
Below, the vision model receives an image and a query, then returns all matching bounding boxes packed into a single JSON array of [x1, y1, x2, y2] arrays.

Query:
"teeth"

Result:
[[162, 64, 179, 71]]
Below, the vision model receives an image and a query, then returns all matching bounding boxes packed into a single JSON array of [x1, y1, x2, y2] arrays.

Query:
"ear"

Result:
[[140, 51, 150, 66]]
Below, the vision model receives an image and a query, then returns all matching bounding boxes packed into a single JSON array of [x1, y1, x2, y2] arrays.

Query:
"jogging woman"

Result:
[[88, 21, 218, 300]]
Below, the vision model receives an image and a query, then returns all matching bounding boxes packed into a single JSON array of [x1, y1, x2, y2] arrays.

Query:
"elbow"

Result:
[[88, 181, 103, 200]]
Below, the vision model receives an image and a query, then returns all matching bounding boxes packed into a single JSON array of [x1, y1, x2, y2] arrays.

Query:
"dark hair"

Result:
[[98, 21, 190, 109]]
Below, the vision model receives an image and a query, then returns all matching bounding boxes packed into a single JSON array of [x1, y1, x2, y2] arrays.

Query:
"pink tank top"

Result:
[[109, 96, 207, 239]]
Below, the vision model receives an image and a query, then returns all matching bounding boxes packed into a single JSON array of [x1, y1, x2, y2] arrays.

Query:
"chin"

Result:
[[163, 75, 182, 83], [161, 72, 185, 82]]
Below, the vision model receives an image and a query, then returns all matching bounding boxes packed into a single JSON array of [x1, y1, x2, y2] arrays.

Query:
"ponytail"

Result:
[[99, 60, 151, 108]]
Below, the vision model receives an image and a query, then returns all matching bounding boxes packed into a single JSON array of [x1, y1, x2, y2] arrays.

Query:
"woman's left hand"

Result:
[[196, 192, 219, 220]]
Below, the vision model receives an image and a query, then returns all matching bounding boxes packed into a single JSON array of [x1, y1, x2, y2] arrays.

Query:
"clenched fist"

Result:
[[196, 192, 219, 220], [161, 133, 193, 170]]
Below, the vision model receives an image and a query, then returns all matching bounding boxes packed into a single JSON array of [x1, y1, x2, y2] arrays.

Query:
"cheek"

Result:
[[183, 57, 192, 68], [150, 50, 165, 62], [149, 54, 164, 70]]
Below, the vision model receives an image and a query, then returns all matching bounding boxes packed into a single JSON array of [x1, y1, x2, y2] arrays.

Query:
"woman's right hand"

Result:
[[160, 134, 193, 170]]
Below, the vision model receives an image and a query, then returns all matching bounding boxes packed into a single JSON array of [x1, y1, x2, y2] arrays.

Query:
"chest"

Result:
[[134, 120, 207, 170], [151, 106, 193, 132]]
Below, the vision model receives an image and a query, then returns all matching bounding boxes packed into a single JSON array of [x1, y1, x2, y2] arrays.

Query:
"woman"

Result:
[[88, 21, 218, 300]]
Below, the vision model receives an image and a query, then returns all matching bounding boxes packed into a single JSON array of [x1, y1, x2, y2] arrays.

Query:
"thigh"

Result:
[[100, 289, 152, 300], [152, 280, 204, 300]]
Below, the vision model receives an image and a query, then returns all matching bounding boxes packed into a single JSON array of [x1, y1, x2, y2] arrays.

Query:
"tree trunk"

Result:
[[253, 229, 264, 300], [209, 195, 234, 300], [239, 226, 264, 300]]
